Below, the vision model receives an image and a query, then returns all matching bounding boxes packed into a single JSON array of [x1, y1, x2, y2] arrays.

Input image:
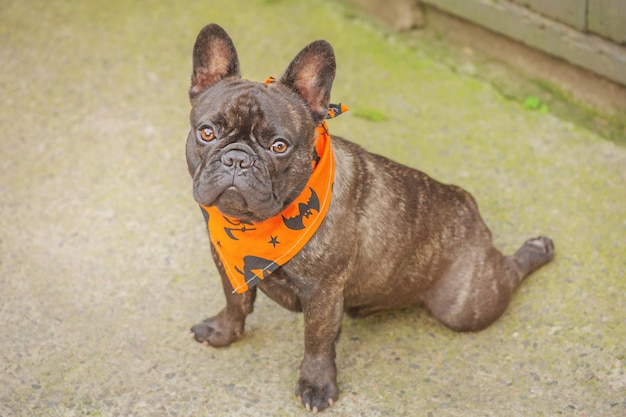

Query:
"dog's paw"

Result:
[[514, 236, 555, 276], [295, 375, 339, 413], [190, 313, 243, 348]]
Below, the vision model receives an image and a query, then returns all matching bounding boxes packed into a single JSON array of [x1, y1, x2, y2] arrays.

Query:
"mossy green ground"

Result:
[[1, 0, 624, 415]]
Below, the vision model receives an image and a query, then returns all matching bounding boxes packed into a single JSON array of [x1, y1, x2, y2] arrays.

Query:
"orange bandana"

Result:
[[200, 78, 348, 294]]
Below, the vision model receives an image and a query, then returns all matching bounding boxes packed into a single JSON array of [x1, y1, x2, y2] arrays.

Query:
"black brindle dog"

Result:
[[185, 24, 554, 412]]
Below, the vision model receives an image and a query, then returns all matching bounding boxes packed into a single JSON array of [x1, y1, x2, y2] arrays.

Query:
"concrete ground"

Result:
[[1, 1, 624, 416]]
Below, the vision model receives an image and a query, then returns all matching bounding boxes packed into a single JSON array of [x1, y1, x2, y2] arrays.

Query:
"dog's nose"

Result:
[[221, 150, 253, 169]]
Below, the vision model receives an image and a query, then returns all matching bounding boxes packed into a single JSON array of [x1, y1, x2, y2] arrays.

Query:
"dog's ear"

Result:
[[280, 40, 336, 123], [189, 24, 241, 99]]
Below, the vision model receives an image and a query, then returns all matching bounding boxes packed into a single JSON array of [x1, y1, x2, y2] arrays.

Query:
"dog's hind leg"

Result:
[[423, 237, 554, 332]]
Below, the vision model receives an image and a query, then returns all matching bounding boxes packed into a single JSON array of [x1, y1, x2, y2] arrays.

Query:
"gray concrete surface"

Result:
[[1, 1, 624, 416]]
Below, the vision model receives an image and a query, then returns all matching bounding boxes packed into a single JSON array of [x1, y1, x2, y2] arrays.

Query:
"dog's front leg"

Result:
[[296, 289, 343, 412], [190, 245, 256, 347]]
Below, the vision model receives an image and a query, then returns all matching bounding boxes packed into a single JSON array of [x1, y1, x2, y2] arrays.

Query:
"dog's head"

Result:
[[186, 24, 336, 222]]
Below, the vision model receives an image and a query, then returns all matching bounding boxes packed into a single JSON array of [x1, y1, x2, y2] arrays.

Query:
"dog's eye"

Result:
[[270, 140, 289, 154], [197, 127, 216, 143]]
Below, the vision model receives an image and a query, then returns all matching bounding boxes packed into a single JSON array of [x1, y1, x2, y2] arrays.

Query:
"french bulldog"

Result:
[[185, 23, 554, 412]]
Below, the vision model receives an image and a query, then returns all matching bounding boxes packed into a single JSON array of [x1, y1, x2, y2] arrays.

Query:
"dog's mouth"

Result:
[[192, 150, 287, 222], [216, 186, 248, 213], [196, 183, 282, 223]]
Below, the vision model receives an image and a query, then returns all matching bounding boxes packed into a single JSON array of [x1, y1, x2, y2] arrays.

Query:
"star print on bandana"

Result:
[[268, 236, 280, 248]]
